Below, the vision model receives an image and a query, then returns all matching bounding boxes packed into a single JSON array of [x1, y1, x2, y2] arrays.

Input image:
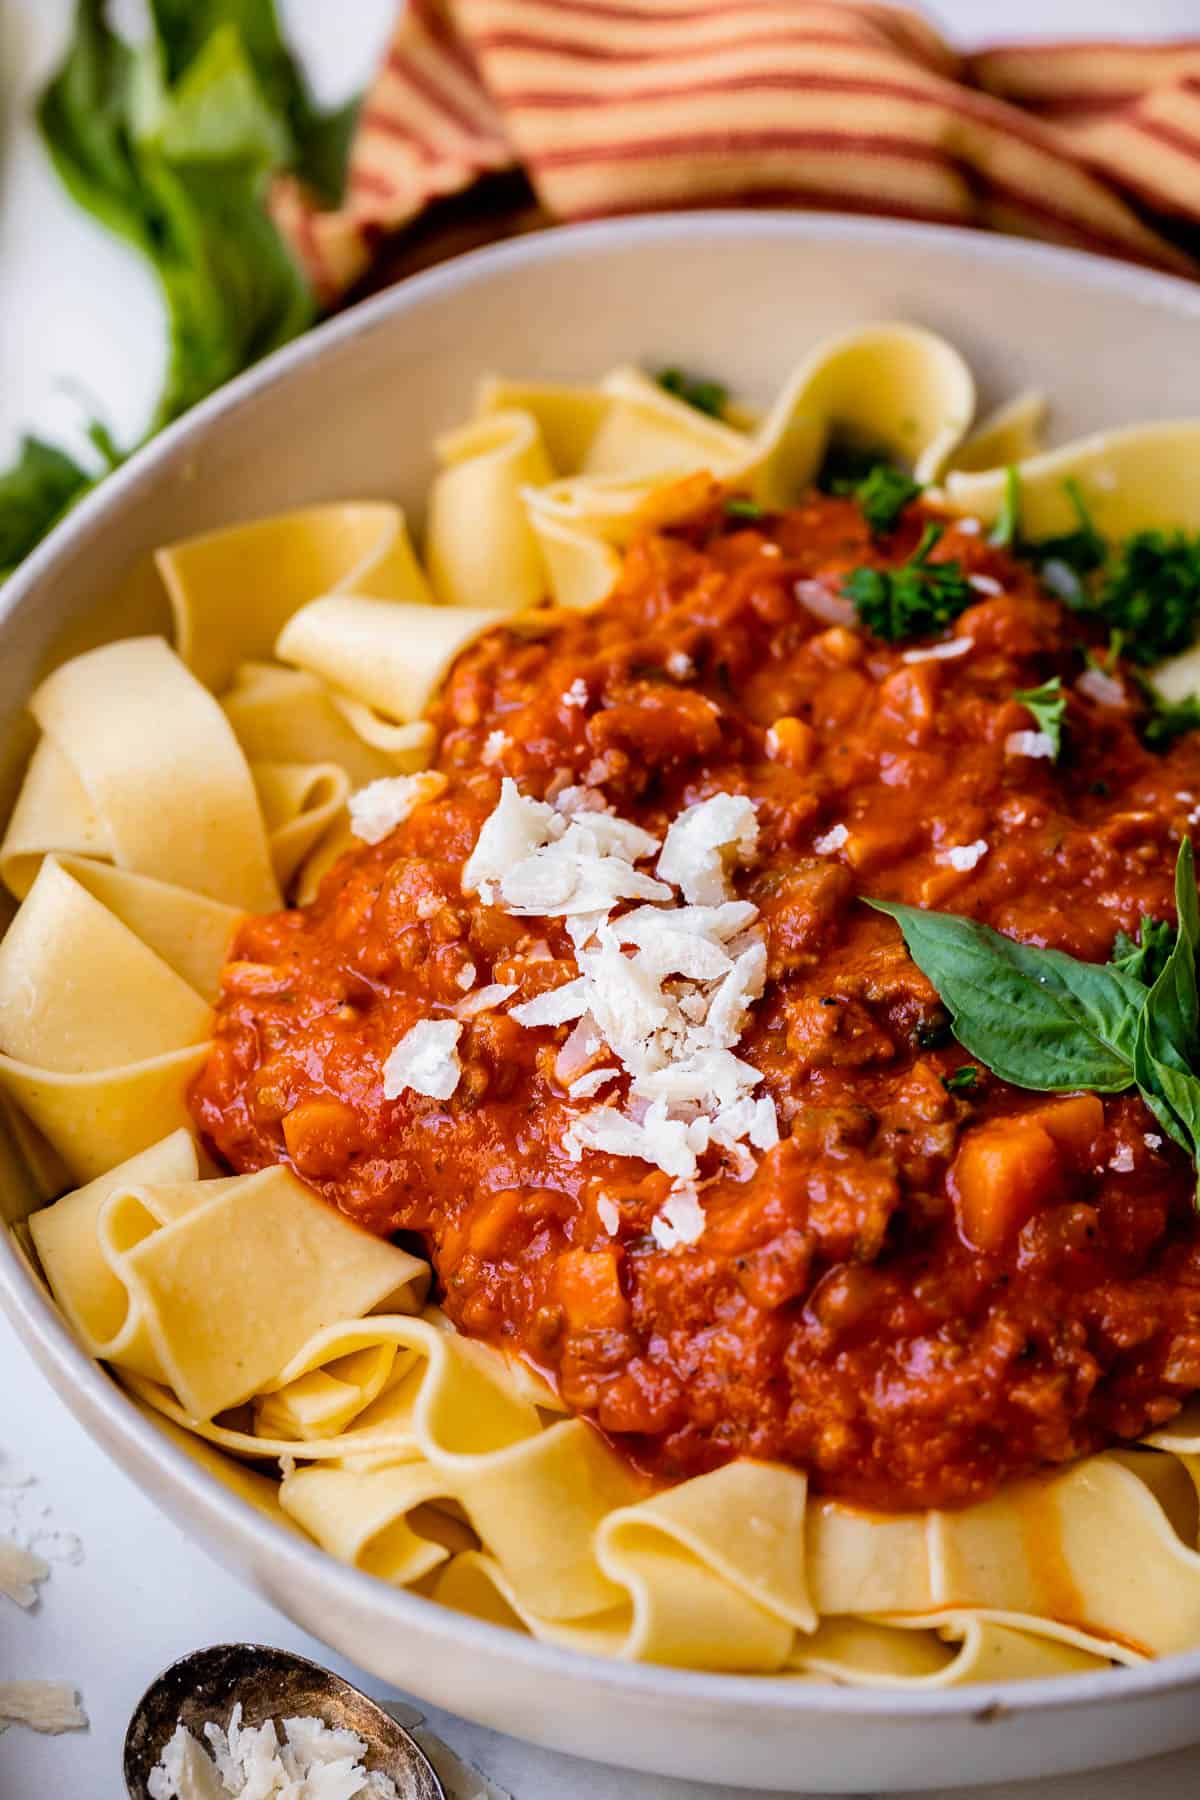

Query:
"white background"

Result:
[[4, 3, 1200, 1796]]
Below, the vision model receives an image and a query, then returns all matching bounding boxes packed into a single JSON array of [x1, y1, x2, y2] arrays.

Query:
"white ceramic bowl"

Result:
[[4, 215, 1200, 1793]]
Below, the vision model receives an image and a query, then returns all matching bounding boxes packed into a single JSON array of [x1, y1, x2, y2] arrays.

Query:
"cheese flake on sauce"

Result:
[[348, 772, 447, 845], [465, 781, 778, 1248], [382, 1019, 463, 1101]]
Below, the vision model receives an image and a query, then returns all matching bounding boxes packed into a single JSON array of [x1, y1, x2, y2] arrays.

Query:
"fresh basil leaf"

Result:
[[866, 897, 1142, 1091], [943, 1064, 983, 1094], [1110, 917, 1176, 988]]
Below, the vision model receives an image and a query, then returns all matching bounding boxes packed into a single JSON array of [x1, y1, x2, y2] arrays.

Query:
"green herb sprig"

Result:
[[1095, 531, 1200, 666], [843, 522, 972, 643], [854, 464, 921, 536], [868, 840, 1200, 1196], [1012, 676, 1067, 760]]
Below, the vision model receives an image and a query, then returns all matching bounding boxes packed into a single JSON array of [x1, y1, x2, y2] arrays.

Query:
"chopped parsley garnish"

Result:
[[1012, 676, 1066, 759], [844, 522, 972, 643], [854, 464, 922, 536], [725, 495, 764, 520], [1110, 916, 1177, 989], [656, 367, 729, 419], [944, 1065, 983, 1094], [1094, 530, 1200, 665]]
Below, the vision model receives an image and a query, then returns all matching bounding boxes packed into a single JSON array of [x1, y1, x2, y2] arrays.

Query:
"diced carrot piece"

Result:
[[467, 1188, 525, 1260], [555, 1248, 630, 1332], [951, 1119, 1061, 1254], [1023, 1094, 1104, 1163], [281, 1098, 359, 1179]]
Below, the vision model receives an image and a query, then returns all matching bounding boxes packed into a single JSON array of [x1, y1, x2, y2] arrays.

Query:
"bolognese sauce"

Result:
[[191, 486, 1200, 1512]]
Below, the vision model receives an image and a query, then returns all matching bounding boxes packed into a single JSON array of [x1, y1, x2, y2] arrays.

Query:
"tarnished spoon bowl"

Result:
[[123, 1643, 446, 1798]]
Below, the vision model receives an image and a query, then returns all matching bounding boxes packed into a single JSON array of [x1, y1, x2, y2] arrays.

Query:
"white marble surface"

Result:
[[4, 2, 1200, 1795]]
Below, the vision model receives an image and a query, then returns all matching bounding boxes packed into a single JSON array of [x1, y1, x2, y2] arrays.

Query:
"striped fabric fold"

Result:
[[272, 2, 1200, 301]]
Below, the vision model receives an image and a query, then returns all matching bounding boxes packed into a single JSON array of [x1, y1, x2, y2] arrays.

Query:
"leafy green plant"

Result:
[[0, 0, 356, 574]]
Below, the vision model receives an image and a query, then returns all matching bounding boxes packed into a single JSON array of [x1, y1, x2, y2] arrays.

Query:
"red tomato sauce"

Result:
[[191, 488, 1200, 1512]]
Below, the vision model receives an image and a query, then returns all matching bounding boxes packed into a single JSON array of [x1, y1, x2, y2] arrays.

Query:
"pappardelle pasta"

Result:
[[8, 325, 1200, 1687]]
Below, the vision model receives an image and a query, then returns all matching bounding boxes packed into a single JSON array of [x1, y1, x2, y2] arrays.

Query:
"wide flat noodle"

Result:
[[466, 325, 976, 610], [32, 1152, 427, 1420], [427, 412, 554, 611], [0, 858, 215, 1179], [276, 597, 547, 725], [25, 638, 277, 912], [157, 503, 432, 693], [941, 421, 1200, 536], [222, 662, 429, 787], [121, 1285, 1200, 1681], [251, 761, 351, 891]]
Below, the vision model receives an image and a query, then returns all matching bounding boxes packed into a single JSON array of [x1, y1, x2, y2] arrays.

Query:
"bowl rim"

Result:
[[4, 207, 1200, 1722]]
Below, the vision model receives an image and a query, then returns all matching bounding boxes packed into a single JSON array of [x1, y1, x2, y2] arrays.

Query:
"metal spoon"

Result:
[[123, 1643, 446, 1798]]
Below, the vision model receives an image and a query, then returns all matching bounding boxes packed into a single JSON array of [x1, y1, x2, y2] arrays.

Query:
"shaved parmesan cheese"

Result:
[[382, 1019, 463, 1101], [939, 839, 988, 872], [569, 1067, 617, 1099], [657, 794, 758, 905], [481, 729, 510, 764], [0, 1537, 47, 1609], [348, 772, 447, 845], [596, 1195, 621, 1235], [650, 1186, 706, 1250], [956, 516, 982, 535], [455, 962, 477, 992], [901, 637, 973, 665], [148, 1705, 400, 1800], [455, 983, 516, 1018], [968, 573, 1003, 596], [1110, 1144, 1135, 1173], [463, 780, 779, 1241], [0, 1681, 86, 1736], [813, 823, 848, 855], [1005, 729, 1055, 759], [462, 778, 561, 903], [666, 650, 694, 680], [510, 979, 590, 1028], [562, 678, 589, 709], [1077, 666, 1125, 708]]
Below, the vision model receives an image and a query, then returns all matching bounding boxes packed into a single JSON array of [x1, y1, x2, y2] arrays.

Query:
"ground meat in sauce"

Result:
[[190, 487, 1200, 1513]]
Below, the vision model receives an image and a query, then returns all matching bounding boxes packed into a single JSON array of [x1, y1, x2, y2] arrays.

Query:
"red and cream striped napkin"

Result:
[[272, 2, 1200, 300]]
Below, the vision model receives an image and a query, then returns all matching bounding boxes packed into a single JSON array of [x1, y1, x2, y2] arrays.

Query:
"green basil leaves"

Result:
[[867, 841, 1200, 1193]]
